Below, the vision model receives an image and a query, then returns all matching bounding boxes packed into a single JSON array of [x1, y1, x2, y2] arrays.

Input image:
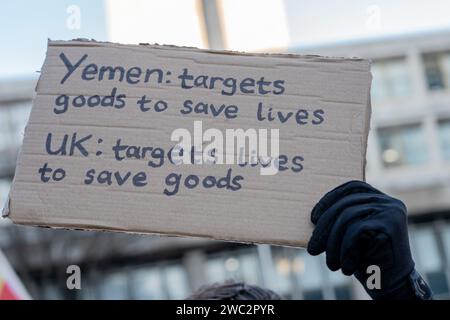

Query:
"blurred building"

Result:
[[297, 30, 450, 299], [1, 24, 450, 300]]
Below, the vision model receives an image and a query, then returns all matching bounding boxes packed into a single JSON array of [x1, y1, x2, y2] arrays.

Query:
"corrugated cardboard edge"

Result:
[[8, 220, 303, 247], [1, 193, 10, 218], [49, 38, 368, 62], [363, 66, 373, 181]]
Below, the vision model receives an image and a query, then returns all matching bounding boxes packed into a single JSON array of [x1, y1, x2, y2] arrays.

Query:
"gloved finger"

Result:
[[343, 232, 394, 283], [324, 203, 381, 271], [340, 219, 389, 276], [311, 180, 383, 225], [308, 193, 392, 256], [359, 209, 410, 272], [368, 207, 409, 240], [324, 200, 407, 267]]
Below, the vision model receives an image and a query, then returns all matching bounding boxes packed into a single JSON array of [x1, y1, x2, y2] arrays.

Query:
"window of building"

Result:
[[438, 119, 450, 161], [441, 223, 450, 266], [76, 282, 97, 300], [0, 108, 13, 152], [205, 249, 262, 286], [328, 267, 352, 300], [378, 124, 428, 168], [270, 247, 305, 299], [298, 251, 325, 300], [163, 264, 190, 299], [8, 102, 31, 145], [0, 179, 11, 229], [270, 247, 353, 300], [41, 282, 63, 300], [411, 224, 450, 298], [98, 271, 130, 299], [206, 257, 228, 283], [423, 51, 450, 91], [131, 267, 166, 299], [0, 103, 31, 152], [266, 248, 294, 297], [371, 57, 412, 101], [0, 179, 11, 213]]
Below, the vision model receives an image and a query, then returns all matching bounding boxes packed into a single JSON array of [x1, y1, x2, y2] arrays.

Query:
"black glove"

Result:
[[307, 180, 433, 300]]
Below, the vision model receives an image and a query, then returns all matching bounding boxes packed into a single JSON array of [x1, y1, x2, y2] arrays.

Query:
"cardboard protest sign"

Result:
[[2, 40, 371, 247]]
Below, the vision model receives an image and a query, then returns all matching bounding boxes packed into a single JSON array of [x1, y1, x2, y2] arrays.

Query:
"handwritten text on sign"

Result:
[[41, 52, 325, 195]]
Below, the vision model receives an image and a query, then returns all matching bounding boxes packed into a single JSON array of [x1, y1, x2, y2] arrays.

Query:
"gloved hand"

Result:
[[307, 180, 432, 300]]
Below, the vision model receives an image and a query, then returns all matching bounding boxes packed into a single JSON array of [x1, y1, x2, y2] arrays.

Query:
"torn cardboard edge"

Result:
[[362, 92, 372, 180], [5, 220, 290, 247], [1, 194, 10, 218], [49, 38, 369, 62]]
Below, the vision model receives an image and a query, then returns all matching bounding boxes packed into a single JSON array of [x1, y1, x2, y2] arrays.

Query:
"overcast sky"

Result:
[[0, 0, 107, 80], [284, 0, 450, 48]]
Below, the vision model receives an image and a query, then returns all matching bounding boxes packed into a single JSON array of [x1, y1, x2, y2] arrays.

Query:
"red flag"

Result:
[[0, 280, 20, 300], [0, 250, 31, 300]]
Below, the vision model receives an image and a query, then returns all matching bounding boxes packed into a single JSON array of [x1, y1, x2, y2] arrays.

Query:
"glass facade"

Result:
[[438, 119, 450, 161], [0, 179, 10, 210], [423, 51, 450, 91], [206, 249, 262, 286], [32, 222, 450, 300], [371, 58, 412, 101], [378, 124, 428, 168], [0, 102, 30, 153]]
